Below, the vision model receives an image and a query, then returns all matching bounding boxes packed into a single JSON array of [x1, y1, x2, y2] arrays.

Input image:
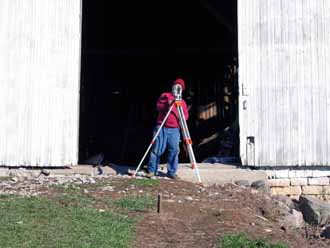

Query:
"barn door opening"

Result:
[[79, 0, 239, 166]]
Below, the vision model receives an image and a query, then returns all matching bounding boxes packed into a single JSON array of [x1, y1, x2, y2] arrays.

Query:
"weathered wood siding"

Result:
[[238, 0, 330, 166], [0, 0, 81, 166]]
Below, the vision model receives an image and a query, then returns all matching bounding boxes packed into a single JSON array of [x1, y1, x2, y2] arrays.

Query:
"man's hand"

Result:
[[168, 99, 174, 106]]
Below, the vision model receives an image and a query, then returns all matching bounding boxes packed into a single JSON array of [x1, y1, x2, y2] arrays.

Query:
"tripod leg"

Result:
[[132, 104, 175, 177], [176, 105, 202, 184]]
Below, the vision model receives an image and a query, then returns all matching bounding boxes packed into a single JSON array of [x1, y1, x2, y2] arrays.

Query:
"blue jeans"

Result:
[[147, 127, 180, 176]]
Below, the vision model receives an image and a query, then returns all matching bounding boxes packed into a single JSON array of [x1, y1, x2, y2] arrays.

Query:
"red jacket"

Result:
[[156, 92, 189, 128]]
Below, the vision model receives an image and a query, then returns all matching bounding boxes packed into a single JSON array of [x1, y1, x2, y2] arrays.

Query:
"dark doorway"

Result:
[[79, 0, 239, 165]]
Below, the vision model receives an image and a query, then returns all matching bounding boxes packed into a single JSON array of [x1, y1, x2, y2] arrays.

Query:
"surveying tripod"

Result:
[[132, 84, 202, 184]]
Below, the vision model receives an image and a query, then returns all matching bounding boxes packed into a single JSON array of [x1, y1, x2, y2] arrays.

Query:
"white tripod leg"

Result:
[[176, 102, 202, 184], [132, 104, 175, 177]]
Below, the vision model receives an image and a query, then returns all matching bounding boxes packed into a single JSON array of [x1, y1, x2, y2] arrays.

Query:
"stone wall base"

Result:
[[264, 168, 330, 202]]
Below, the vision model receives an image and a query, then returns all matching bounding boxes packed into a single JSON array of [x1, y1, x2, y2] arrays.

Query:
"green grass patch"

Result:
[[50, 184, 96, 208], [129, 179, 160, 187], [220, 233, 287, 248], [0, 195, 135, 248], [0, 176, 13, 182], [115, 194, 156, 212]]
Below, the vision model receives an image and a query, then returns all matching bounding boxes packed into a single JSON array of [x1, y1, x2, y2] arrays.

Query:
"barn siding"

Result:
[[238, 0, 330, 166], [0, 0, 81, 166]]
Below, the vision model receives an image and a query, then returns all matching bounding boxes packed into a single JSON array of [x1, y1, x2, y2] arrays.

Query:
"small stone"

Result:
[[185, 196, 193, 201], [139, 190, 143, 193], [11, 177, 18, 182], [264, 229, 272, 233], [40, 169, 50, 176], [199, 188, 206, 193], [83, 189, 89, 194], [235, 180, 250, 187], [89, 178, 96, 184], [102, 186, 114, 191], [178, 200, 182, 204], [251, 180, 270, 193]]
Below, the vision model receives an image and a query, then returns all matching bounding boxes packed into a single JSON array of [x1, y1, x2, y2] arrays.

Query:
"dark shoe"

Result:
[[167, 174, 180, 180]]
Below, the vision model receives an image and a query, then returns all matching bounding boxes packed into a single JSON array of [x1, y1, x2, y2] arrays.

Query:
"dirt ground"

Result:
[[1, 176, 330, 247], [130, 180, 330, 248]]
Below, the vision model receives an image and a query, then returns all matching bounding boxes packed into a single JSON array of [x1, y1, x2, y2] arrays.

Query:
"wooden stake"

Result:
[[157, 193, 162, 213]]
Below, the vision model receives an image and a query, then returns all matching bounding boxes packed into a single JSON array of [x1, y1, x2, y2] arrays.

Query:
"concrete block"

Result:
[[312, 170, 330, 178], [290, 178, 308, 186], [295, 170, 313, 178], [302, 186, 323, 195], [268, 179, 290, 187], [271, 186, 302, 196], [322, 186, 330, 195], [265, 170, 276, 179], [275, 170, 289, 179], [322, 195, 330, 202], [288, 170, 297, 178], [308, 177, 330, 186]]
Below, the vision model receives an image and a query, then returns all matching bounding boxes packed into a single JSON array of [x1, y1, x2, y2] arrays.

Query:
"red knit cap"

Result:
[[173, 78, 185, 90]]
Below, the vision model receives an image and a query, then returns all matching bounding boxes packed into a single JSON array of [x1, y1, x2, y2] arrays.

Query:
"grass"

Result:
[[0, 176, 13, 182], [51, 184, 96, 208], [220, 234, 287, 248], [114, 194, 156, 212], [0, 180, 157, 247], [129, 178, 160, 187], [0, 195, 135, 248]]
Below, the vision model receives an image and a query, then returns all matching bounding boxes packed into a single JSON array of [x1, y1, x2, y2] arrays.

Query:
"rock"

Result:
[[40, 169, 50, 176], [321, 226, 330, 239], [275, 195, 296, 209], [11, 177, 18, 182], [280, 209, 305, 229], [299, 196, 330, 226], [56, 177, 69, 185], [0, 168, 9, 177], [102, 186, 114, 192], [185, 196, 193, 201], [79, 177, 89, 184], [88, 178, 96, 184], [235, 180, 250, 187], [251, 180, 270, 193]]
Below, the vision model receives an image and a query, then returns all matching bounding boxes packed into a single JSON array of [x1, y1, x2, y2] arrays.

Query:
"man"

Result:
[[146, 78, 189, 179]]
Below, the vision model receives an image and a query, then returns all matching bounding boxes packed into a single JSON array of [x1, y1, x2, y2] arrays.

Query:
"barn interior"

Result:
[[79, 0, 239, 166]]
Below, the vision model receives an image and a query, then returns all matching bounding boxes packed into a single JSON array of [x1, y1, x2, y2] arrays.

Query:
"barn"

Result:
[[1, 0, 329, 185]]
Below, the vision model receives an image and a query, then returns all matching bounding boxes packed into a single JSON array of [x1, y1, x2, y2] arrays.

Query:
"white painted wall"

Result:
[[0, 0, 82, 166], [238, 0, 330, 166]]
